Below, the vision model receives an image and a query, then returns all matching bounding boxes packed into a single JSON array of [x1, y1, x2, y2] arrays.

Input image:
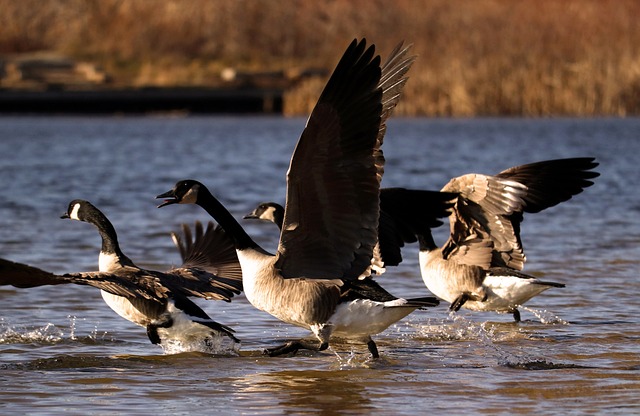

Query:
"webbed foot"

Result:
[[263, 340, 328, 357]]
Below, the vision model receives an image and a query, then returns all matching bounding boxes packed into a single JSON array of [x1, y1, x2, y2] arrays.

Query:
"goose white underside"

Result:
[[100, 291, 238, 353], [235, 249, 278, 311], [424, 273, 556, 313], [156, 303, 240, 355], [317, 298, 419, 341], [100, 290, 152, 326], [463, 275, 556, 312], [237, 251, 418, 343]]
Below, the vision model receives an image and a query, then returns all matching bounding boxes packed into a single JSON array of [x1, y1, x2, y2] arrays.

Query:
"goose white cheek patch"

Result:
[[70, 203, 82, 220], [182, 187, 199, 204], [263, 206, 276, 222]]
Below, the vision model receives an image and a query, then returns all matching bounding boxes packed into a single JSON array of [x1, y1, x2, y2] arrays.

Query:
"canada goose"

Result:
[[157, 39, 438, 358], [418, 157, 600, 321], [59, 199, 243, 348], [159, 180, 440, 357]]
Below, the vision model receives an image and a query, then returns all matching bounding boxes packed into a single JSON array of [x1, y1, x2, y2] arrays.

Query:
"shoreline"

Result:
[[0, 87, 284, 114]]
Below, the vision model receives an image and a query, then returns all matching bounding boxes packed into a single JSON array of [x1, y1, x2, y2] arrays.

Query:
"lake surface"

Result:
[[0, 116, 638, 415]]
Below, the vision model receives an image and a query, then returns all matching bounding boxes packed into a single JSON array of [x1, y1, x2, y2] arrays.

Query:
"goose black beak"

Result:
[[243, 212, 258, 219], [60, 212, 70, 219], [156, 190, 178, 208]]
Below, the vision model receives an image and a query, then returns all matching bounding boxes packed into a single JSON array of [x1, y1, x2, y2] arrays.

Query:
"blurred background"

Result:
[[2, 3, 639, 413], [1, 0, 639, 116]]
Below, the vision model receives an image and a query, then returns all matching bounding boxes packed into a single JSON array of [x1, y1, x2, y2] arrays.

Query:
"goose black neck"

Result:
[[273, 207, 284, 230], [418, 232, 438, 251], [197, 187, 259, 251], [85, 208, 128, 260]]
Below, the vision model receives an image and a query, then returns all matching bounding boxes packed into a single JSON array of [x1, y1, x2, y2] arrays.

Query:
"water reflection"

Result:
[[234, 369, 374, 414]]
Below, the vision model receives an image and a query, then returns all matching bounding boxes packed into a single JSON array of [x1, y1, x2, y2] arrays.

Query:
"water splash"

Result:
[[414, 313, 574, 369], [89, 325, 111, 342], [0, 322, 64, 344], [67, 315, 78, 340], [333, 348, 356, 368], [159, 335, 241, 356], [329, 347, 377, 369], [416, 313, 511, 342], [520, 306, 569, 325]]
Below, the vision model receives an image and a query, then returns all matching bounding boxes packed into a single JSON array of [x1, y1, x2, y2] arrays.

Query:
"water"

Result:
[[0, 116, 638, 414]]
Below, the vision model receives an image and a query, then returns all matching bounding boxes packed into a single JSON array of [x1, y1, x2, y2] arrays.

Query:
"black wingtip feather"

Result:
[[496, 157, 600, 214]]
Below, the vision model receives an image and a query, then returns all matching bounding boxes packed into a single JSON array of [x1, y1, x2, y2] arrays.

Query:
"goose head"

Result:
[[243, 202, 284, 224], [61, 199, 98, 222], [156, 180, 202, 207]]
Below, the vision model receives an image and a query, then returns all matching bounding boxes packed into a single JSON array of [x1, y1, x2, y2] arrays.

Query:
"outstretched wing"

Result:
[[374, 41, 415, 183], [0, 257, 65, 288], [378, 188, 456, 267], [495, 157, 599, 213], [276, 39, 384, 280], [170, 221, 243, 298], [63, 269, 168, 302], [0, 257, 167, 302], [443, 157, 599, 270]]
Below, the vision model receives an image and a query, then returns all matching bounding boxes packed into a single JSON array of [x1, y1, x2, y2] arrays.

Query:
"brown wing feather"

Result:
[[63, 269, 167, 302], [441, 232, 494, 270], [446, 176, 528, 269], [0, 257, 167, 302], [442, 157, 599, 270], [170, 221, 243, 297], [276, 39, 383, 280], [0, 257, 65, 288], [495, 157, 600, 213], [374, 42, 415, 183]]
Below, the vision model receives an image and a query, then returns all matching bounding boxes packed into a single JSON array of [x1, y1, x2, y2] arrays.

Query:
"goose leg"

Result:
[[147, 327, 162, 344], [366, 337, 380, 358], [511, 308, 521, 322], [450, 293, 470, 312], [264, 340, 329, 357], [146, 314, 174, 345]]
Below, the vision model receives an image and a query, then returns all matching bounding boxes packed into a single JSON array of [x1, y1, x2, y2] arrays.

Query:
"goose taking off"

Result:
[[157, 39, 439, 358], [57, 199, 243, 350], [418, 157, 600, 321]]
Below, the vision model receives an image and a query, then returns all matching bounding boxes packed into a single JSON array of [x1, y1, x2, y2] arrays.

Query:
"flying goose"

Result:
[[57, 199, 243, 348], [157, 39, 439, 358], [418, 157, 600, 321]]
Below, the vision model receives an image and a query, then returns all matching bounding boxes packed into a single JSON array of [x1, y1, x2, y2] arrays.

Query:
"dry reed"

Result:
[[1, 0, 639, 116]]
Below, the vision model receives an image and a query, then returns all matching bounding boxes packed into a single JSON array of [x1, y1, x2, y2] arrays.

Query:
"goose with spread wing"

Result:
[[0, 199, 242, 350], [418, 157, 600, 321], [157, 39, 439, 358], [0, 213, 242, 350]]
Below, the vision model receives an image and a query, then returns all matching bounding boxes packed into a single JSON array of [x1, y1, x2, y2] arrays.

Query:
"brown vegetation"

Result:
[[1, 0, 639, 116]]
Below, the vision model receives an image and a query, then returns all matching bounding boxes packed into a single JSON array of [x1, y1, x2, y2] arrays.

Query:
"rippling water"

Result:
[[1, 116, 639, 414]]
